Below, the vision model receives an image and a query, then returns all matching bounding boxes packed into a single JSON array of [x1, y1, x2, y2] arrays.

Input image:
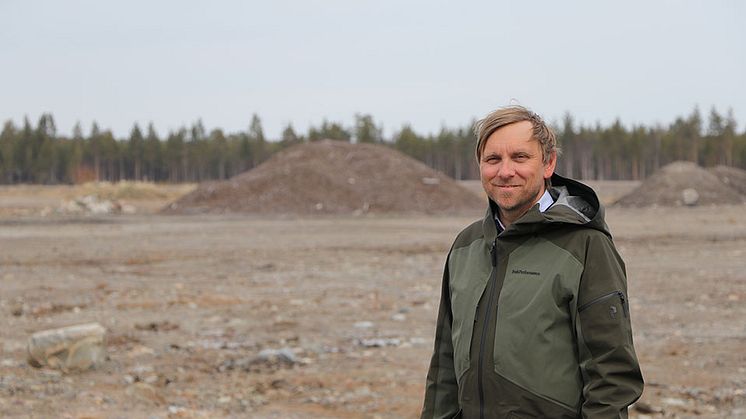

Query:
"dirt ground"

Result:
[[1, 184, 744, 418]]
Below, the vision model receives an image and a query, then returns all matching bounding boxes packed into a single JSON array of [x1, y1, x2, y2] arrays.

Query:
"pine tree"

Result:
[[165, 129, 185, 182], [280, 123, 301, 145], [68, 122, 85, 183], [0, 121, 17, 183], [354, 113, 382, 143], [209, 128, 228, 179], [248, 114, 267, 167], [144, 123, 162, 182], [129, 123, 145, 181], [35, 114, 58, 183], [89, 122, 102, 181], [311, 119, 351, 142]]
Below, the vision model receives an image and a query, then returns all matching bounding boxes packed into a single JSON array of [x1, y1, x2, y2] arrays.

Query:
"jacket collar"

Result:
[[481, 173, 609, 240]]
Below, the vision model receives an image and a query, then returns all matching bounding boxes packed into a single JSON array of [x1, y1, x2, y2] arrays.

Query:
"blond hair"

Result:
[[474, 105, 560, 163]]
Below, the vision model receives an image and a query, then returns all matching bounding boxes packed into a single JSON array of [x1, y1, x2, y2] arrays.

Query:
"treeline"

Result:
[[1, 108, 744, 184], [557, 108, 742, 180]]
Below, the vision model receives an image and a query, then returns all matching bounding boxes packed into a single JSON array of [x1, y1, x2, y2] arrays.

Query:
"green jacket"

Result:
[[421, 174, 643, 419]]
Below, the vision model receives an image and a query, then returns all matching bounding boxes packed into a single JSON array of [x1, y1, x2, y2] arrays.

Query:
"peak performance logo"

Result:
[[512, 269, 540, 276]]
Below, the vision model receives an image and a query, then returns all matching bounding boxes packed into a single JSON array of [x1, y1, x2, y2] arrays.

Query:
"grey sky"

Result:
[[2, 0, 744, 139]]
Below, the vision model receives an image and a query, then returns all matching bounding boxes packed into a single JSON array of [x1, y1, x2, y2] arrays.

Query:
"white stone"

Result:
[[27, 322, 106, 372], [391, 313, 407, 321], [682, 188, 699, 206]]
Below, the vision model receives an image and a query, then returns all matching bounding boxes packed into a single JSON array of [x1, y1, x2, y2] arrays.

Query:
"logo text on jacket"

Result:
[[511, 269, 541, 276]]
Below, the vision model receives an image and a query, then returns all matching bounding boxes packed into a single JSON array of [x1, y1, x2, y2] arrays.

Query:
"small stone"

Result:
[[168, 405, 186, 414], [271, 379, 288, 389], [682, 188, 699, 206], [633, 401, 662, 414], [357, 338, 401, 348], [409, 337, 426, 346], [354, 321, 374, 329], [256, 347, 297, 364], [391, 313, 406, 322], [134, 321, 179, 332], [131, 365, 154, 374], [662, 397, 688, 407]]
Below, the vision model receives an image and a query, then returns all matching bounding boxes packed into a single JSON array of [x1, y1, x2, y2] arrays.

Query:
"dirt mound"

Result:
[[615, 161, 745, 207], [162, 140, 484, 215], [708, 165, 746, 196]]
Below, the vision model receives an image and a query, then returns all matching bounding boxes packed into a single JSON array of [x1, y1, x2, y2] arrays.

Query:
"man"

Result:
[[421, 106, 643, 419]]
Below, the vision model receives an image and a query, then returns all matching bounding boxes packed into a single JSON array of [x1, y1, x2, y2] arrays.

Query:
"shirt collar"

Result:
[[537, 188, 555, 212], [496, 189, 554, 231]]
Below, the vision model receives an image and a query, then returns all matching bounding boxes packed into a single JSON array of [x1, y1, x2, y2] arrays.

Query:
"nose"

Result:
[[497, 160, 515, 179]]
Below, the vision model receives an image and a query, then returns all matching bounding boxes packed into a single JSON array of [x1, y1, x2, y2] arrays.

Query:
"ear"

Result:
[[543, 151, 557, 180]]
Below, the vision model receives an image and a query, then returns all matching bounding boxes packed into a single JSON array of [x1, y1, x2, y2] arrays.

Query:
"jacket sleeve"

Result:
[[421, 257, 460, 419], [576, 233, 644, 419]]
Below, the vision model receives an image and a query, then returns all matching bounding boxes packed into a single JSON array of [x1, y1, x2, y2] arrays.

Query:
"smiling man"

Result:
[[421, 106, 643, 419]]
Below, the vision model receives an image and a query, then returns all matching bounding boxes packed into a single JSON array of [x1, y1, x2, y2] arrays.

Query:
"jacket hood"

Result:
[[482, 173, 610, 241]]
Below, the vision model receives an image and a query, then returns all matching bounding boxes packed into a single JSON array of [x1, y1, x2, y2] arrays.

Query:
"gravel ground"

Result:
[[0, 187, 744, 418]]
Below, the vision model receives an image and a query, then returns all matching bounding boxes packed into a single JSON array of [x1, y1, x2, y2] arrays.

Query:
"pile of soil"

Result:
[[708, 165, 746, 196], [615, 161, 745, 207], [162, 140, 484, 215]]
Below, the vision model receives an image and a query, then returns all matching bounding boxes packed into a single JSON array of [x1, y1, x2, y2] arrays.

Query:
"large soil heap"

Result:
[[708, 165, 746, 196], [615, 161, 745, 207], [162, 140, 484, 215]]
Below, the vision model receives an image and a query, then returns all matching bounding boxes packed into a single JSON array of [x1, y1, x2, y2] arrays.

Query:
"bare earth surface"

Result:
[[1, 184, 745, 418]]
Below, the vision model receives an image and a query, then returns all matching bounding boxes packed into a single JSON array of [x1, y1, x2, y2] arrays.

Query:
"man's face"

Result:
[[480, 120, 556, 225]]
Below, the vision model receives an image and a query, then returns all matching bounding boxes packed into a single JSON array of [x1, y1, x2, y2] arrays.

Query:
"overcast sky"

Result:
[[2, 0, 744, 139]]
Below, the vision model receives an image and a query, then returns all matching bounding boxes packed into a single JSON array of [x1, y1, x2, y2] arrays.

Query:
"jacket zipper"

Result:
[[578, 290, 628, 318], [478, 239, 498, 419]]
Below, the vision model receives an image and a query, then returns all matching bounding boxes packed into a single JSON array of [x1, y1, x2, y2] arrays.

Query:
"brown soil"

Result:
[[162, 140, 484, 215], [1, 184, 744, 418], [708, 165, 746, 196], [615, 161, 745, 207]]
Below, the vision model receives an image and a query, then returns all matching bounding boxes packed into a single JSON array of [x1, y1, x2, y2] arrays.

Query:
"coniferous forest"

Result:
[[1, 108, 744, 184]]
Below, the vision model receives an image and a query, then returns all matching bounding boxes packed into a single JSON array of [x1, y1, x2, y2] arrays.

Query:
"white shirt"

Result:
[[496, 189, 554, 231]]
